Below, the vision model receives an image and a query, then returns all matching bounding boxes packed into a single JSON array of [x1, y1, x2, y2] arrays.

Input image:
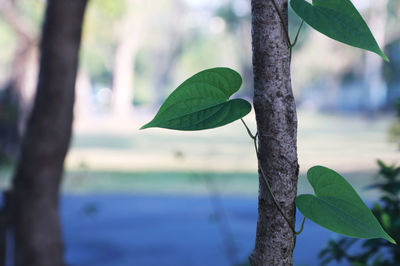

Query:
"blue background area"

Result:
[[61, 195, 350, 266]]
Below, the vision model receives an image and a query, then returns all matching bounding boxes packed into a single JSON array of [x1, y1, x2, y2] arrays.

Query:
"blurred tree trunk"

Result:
[[152, 0, 184, 106], [112, 0, 146, 116], [75, 69, 92, 117], [0, 0, 38, 161], [9, 1, 88, 266], [112, 23, 137, 115], [250, 0, 298, 265]]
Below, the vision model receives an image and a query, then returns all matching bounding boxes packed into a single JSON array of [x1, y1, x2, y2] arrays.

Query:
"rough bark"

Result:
[[249, 0, 299, 265], [10, 1, 88, 266]]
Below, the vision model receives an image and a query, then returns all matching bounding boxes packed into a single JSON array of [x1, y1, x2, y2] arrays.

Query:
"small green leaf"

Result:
[[290, 0, 388, 61], [296, 166, 396, 244], [141, 67, 251, 131]]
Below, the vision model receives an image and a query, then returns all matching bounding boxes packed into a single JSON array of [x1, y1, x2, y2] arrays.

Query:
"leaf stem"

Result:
[[240, 118, 256, 139], [291, 20, 304, 48], [258, 161, 296, 234], [240, 118, 296, 234], [295, 217, 306, 235], [271, 0, 291, 48]]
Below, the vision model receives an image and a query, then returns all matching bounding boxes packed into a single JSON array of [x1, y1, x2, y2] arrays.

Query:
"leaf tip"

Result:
[[387, 236, 397, 245], [378, 49, 390, 62], [140, 123, 151, 130], [384, 56, 390, 63], [382, 53, 390, 62]]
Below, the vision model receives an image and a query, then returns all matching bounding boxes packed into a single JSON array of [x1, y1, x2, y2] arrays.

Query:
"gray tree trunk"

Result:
[[10, 1, 88, 266], [249, 0, 299, 265]]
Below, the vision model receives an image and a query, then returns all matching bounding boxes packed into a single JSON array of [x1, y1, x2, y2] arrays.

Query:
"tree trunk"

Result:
[[112, 34, 136, 116], [249, 0, 299, 265], [151, 0, 184, 106], [111, 0, 144, 116], [10, 1, 88, 266]]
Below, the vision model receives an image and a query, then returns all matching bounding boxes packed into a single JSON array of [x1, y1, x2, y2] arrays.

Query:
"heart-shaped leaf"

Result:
[[296, 166, 396, 243], [290, 0, 388, 61], [141, 67, 251, 131]]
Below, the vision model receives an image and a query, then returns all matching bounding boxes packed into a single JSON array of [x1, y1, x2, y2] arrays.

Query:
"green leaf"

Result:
[[290, 0, 388, 61], [141, 67, 251, 131], [296, 166, 396, 244]]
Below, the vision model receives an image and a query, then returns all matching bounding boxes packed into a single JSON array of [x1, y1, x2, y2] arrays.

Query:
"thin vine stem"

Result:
[[258, 161, 296, 234], [240, 118, 256, 139], [295, 217, 306, 235], [291, 20, 304, 48], [271, 0, 291, 48], [240, 119, 296, 234], [289, 20, 304, 60]]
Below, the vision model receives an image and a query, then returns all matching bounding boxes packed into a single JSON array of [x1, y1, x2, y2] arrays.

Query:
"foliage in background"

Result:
[[319, 103, 400, 265], [389, 100, 400, 145], [319, 160, 400, 265], [81, 0, 126, 87], [0, 0, 399, 110]]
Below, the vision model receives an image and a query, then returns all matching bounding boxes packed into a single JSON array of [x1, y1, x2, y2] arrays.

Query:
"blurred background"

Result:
[[0, 0, 399, 265]]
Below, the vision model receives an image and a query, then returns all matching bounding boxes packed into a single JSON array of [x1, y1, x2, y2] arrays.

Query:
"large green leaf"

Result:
[[296, 166, 396, 243], [290, 0, 388, 61], [141, 67, 251, 131]]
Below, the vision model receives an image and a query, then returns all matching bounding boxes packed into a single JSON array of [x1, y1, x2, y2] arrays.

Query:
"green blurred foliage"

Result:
[[0, 0, 44, 83], [17, 0, 44, 31], [80, 0, 127, 87], [319, 99, 400, 264], [0, 18, 17, 83], [90, 0, 126, 20], [389, 101, 400, 145], [0, 0, 398, 108], [215, 2, 249, 32], [133, 48, 153, 105], [387, 0, 400, 30], [177, 36, 237, 78]]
